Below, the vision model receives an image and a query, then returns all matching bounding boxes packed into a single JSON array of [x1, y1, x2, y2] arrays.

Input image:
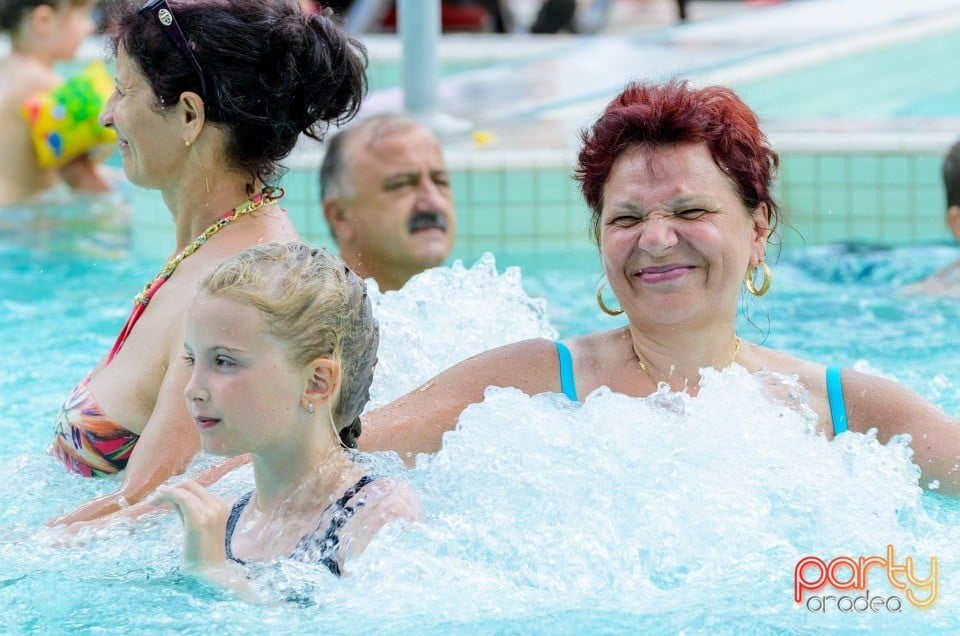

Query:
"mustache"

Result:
[[408, 211, 448, 233]]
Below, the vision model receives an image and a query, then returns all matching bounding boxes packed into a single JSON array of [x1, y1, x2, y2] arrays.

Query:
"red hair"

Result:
[[575, 80, 780, 244]]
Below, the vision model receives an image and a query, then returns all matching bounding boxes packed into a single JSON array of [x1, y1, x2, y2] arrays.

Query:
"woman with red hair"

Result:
[[360, 80, 960, 494]]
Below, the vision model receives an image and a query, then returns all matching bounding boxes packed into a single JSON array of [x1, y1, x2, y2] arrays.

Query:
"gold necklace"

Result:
[[133, 188, 283, 306], [632, 337, 741, 381]]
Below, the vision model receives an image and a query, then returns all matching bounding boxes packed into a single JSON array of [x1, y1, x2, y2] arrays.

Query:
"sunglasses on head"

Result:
[[139, 0, 208, 99]]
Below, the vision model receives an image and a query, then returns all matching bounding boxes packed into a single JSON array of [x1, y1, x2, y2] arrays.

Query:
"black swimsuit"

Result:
[[225, 475, 378, 576]]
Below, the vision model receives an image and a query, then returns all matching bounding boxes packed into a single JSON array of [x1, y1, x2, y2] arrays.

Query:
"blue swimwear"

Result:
[[225, 475, 377, 576], [826, 365, 848, 436], [554, 342, 850, 436], [554, 341, 578, 401]]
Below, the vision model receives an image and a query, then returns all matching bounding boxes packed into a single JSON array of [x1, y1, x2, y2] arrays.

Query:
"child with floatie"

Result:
[[0, 1, 114, 204]]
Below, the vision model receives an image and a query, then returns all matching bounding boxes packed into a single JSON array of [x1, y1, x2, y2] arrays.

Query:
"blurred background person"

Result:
[[320, 114, 457, 291], [0, 0, 113, 205], [904, 140, 960, 296]]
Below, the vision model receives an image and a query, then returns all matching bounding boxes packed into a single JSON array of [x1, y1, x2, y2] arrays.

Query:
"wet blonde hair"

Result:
[[196, 242, 378, 448]]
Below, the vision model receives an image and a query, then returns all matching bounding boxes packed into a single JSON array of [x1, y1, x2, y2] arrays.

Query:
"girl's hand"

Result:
[[150, 479, 229, 566]]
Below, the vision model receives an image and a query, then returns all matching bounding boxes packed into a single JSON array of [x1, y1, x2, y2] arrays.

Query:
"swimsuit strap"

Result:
[[554, 341, 578, 402], [106, 293, 152, 365], [291, 474, 379, 576], [224, 476, 378, 573], [826, 365, 848, 436], [224, 491, 254, 563]]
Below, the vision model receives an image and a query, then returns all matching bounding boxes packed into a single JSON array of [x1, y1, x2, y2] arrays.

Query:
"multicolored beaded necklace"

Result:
[[106, 187, 284, 363]]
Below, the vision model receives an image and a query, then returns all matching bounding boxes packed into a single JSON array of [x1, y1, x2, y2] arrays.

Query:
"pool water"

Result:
[[3, 242, 960, 633], [734, 27, 960, 120]]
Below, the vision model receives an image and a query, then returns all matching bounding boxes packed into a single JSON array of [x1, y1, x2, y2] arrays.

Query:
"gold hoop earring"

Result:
[[744, 261, 772, 297], [596, 282, 624, 316]]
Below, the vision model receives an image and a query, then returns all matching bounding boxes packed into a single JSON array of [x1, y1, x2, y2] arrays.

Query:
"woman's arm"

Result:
[[359, 338, 561, 461], [843, 369, 960, 495], [49, 355, 200, 525]]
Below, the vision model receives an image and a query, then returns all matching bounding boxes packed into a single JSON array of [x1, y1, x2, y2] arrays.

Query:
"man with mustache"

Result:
[[321, 114, 457, 291]]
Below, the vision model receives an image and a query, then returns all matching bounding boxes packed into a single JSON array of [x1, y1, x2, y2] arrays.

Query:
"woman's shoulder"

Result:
[[563, 328, 623, 347], [742, 343, 933, 431], [173, 221, 298, 282], [199, 210, 300, 259], [743, 342, 826, 386], [558, 328, 631, 365]]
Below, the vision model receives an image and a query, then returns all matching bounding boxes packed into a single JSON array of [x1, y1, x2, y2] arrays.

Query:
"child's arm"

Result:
[[150, 479, 252, 593], [50, 455, 253, 533], [21, 61, 116, 186], [150, 479, 229, 565]]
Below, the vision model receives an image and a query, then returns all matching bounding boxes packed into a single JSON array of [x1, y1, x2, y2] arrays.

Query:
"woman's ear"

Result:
[[304, 358, 341, 404], [177, 91, 206, 143], [750, 202, 771, 265]]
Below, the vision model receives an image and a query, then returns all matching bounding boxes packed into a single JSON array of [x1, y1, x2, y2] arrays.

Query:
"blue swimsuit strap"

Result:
[[826, 365, 848, 436], [554, 341, 578, 402]]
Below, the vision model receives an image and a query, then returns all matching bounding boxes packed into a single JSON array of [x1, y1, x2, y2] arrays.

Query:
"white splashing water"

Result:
[[4, 255, 959, 634], [368, 253, 558, 407]]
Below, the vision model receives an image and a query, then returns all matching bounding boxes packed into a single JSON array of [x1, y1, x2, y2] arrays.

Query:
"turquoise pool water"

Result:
[[3, 239, 960, 633], [7, 19, 960, 629], [734, 27, 960, 119]]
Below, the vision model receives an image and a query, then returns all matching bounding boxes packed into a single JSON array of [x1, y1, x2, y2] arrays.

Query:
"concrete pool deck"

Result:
[[330, 0, 960, 162]]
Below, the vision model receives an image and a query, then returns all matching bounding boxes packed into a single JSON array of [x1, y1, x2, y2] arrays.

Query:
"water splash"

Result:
[[368, 253, 557, 407], [4, 250, 960, 633]]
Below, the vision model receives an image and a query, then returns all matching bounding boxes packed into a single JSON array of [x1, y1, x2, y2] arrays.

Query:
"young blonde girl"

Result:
[[152, 243, 418, 586]]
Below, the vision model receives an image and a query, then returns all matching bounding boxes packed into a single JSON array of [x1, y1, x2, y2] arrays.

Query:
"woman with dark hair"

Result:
[[50, 0, 367, 524], [360, 80, 960, 494]]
